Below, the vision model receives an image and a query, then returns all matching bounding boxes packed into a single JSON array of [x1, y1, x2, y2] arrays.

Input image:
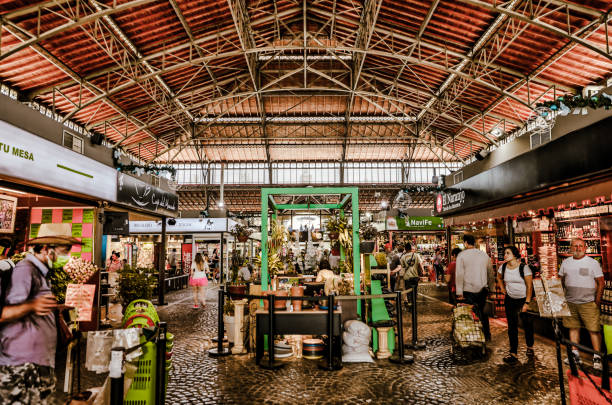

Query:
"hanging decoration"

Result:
[[393, 190, 412, 214], [112, 148, 176, 178], [402, 185, 444, 194], [537, 93, 612, 116]]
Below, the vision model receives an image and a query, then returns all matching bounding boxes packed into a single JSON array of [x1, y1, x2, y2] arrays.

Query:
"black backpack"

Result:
[[0, 259, 16, 315], [501, 262, 533, 299]]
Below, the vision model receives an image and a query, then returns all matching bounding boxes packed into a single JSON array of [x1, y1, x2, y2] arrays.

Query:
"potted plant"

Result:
[[359, 223, 378, 254], [228, 251, 247, 296], [230, 223, 253, 242], [117, 266, 154, 309], [325, 214, 347, 240]]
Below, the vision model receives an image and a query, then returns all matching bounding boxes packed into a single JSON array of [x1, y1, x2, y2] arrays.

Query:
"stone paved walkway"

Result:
[[53, 284, 573, 404], [160, 284, 567, 405]]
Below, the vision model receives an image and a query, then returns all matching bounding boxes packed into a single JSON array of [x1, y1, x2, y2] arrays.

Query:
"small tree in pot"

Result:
[[359, 223, 378, 254], [325, 214, 347, 240], [230, 223, 253, 242]]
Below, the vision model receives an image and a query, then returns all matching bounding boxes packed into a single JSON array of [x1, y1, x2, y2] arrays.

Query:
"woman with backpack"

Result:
[[496, 245, 535, 365]]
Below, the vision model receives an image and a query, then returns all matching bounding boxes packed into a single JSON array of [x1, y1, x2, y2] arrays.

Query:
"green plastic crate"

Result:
[[124, 341, 156, 405]]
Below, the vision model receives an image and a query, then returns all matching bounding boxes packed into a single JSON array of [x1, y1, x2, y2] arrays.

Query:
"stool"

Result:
[[370, 320, 396, 359]]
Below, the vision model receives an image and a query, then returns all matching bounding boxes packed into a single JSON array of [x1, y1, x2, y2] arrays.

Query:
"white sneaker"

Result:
[[564, 351, 582, 365], [593, 355, 603, 371]]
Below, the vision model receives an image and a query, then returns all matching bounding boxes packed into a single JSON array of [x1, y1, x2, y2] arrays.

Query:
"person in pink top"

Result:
[[189, 253, 209, 309], [106, 251, 122, 272]]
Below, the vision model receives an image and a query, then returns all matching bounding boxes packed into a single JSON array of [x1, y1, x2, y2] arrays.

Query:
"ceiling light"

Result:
[[0, 187, 26, 195], [218, 201, 225, 208], [491, 127, 503, 137]]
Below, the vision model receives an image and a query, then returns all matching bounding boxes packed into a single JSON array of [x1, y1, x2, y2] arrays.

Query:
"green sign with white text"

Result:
[[386, 216, 444, 231]]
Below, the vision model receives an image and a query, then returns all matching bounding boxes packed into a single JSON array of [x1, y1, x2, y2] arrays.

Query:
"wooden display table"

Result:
[[255, 308, 342, 364]]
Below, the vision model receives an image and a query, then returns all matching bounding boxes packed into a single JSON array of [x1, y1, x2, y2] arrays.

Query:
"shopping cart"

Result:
[[450, 304, 486, 358]]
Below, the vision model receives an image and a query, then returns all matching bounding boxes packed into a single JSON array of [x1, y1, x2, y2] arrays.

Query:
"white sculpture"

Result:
[[316, 270, 341, 296], [342, 320, 373, 363]]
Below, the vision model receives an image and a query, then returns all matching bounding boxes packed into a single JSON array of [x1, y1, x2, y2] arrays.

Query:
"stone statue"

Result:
[[342, 320, 373, 363]]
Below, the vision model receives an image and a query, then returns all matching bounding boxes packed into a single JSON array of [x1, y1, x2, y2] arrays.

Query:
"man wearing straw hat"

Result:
[[0, 223, 81, 404]]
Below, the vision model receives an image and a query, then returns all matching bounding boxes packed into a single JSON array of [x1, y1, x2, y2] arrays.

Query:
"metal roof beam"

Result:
[[23, 7, 301, 99], [456, 0, 612, 62], [0, 22, 167, 150], [343, 0, 384, 162], [311, 7, 576, 93], [0, 0, 157, 62], [227, 0, 271, 167]]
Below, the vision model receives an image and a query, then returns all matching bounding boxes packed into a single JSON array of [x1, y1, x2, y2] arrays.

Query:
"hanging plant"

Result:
[[537, 93, 612, 113], [112, 148, 176, 178]]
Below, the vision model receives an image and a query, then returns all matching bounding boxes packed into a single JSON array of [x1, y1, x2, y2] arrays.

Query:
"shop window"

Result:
[[454, 171, 463, 184], [63, 131, 83, 154]]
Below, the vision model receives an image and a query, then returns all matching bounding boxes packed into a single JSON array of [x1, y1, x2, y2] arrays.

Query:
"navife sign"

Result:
[[435, 190, 466, 214]]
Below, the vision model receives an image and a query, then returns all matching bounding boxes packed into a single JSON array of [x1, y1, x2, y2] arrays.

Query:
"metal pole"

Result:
[[260, 294, 283, 369], [209, 286, 230, 356], [554, 319, 567, 405], [155, 322, 168, 405], [220, 233, 224, 284], [158, 216, 167, 305], [109, 347, 125, 405], [603, 353, 610, 391], [407, 287, 426, 350], [390, 290, 414, 364]]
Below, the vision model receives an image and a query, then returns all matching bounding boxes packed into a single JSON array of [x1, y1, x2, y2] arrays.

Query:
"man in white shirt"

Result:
[[456, 234, 494, 340], [560, 237, 604, 370]]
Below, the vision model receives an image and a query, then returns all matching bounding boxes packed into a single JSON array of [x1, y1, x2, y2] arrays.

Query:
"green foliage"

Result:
[[537, 94, 612, 111], [359, 223, 378, 241], [117, 266, 155, 307], [374, 252, 388, 267], [48, 267, 72, 304], [325, 214, 348, 234]]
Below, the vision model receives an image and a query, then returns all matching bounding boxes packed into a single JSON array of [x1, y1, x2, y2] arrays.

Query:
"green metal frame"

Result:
[[260, 187, 360, 296]]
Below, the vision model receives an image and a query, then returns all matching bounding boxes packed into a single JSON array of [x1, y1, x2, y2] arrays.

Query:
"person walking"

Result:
[[456, 234, 494, 341], [0, 223, 81, 404], [168, 248, 178, 275], [388, 245, 405, 292], [496, 246, 535, 365], [189, 253, 209, 309], [445, 247, 462, 305], [433, 248, 444, 287], [560, 237, 604, 370], [400, 242, 424, 305]]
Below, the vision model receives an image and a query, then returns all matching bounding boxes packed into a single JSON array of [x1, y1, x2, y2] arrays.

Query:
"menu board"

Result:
[[30, 207, 95, 261], [65, 283, 96, 322], [0, 195, 17, 234]]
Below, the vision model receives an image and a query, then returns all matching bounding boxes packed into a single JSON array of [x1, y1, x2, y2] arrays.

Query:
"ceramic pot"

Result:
[[359, 241, 375, 254], [290, 286, 304, 311], [262, 290, 275, 311], [237, 235, 249, 242], [275, 290, 289, 310], [228, 284, 247, 298]]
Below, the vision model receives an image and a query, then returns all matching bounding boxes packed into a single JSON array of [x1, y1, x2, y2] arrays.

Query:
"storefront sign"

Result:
[[117, 173, 178, 216], [435, 190, 467, 214], [130, 218, 229, 234], [181, 243, 192, 275], [386, 216, 444, 231], [0, 121, 116, 201]]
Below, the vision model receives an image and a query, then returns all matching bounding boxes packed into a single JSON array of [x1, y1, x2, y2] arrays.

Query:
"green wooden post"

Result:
[[261, 190, 269, 291], [339, 209, 346, 262], [352, 190, 360, 296]]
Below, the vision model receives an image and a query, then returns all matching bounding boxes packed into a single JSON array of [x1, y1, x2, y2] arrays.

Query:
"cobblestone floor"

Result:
[[54, 284, 571, 404]]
